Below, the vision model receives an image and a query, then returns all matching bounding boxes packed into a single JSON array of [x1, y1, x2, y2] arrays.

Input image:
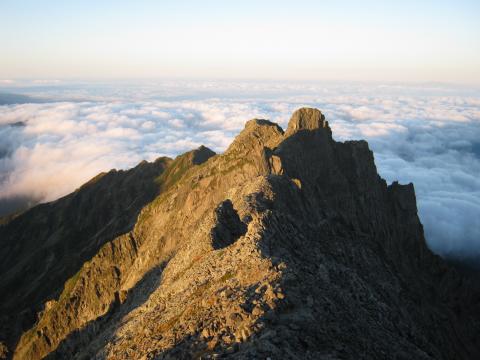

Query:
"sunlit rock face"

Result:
[[0, 108, 479, 360]]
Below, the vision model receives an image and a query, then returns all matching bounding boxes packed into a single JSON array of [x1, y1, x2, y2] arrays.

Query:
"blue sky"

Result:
[[1, 0, 479, 82]]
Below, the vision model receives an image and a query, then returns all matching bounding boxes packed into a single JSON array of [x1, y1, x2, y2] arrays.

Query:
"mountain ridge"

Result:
[[1, 107, 479, 359]]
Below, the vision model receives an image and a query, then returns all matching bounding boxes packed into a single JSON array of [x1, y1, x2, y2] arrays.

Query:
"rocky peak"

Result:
[[285, 107, 331, 137], [225, 119, 284, 155], [171, 145, 216, 166], [191, 145, 216, 165]]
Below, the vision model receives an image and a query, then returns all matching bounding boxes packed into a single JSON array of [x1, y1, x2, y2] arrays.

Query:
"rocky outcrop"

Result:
[[2, 108, 479, 359], [210, 200, 247, 250], [284, 107, 330, 136]]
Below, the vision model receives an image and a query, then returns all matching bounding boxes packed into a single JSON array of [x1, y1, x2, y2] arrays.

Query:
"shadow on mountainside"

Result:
[[0, 158, 171, 356], [47, 263, 168, 360], [4, 146, 217, 360]]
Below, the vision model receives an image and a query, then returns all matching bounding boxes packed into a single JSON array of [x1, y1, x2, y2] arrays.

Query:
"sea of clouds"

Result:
[[0, 80, 479, 260]]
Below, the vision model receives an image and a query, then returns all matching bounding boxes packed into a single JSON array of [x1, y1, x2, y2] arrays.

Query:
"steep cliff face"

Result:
[[2, 108, 479, 359]]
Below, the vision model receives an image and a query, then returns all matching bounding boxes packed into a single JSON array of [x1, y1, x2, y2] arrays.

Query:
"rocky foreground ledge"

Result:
[[1, 108, 479, 359]]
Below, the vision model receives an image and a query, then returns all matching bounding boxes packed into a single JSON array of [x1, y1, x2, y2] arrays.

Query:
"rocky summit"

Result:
[[0, 108, 479, 360]]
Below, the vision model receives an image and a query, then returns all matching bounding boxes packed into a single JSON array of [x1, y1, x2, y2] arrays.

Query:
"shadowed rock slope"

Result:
[[0, 147, 216, 358], [2, 108, 479, 359]]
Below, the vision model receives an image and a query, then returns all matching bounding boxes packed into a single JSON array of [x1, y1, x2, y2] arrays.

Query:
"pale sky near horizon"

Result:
[[0, 0, 479, 83]]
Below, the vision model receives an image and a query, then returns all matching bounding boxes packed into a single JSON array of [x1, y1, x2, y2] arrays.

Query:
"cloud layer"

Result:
[[0, 81, 479, 259]]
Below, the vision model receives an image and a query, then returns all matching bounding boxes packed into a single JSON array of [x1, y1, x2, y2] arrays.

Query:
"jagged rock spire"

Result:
[[285, 107, 331, 137]]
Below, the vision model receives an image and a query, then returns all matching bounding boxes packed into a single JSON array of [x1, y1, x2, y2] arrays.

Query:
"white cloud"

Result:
[[0, 81, 479, 260], [141, 120, 156, 130], [357, 122, 407, 137]]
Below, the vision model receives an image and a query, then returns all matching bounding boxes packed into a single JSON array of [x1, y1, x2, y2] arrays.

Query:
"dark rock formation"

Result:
[[1, 108, 478, 360], [211, 200, 247, 250]]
